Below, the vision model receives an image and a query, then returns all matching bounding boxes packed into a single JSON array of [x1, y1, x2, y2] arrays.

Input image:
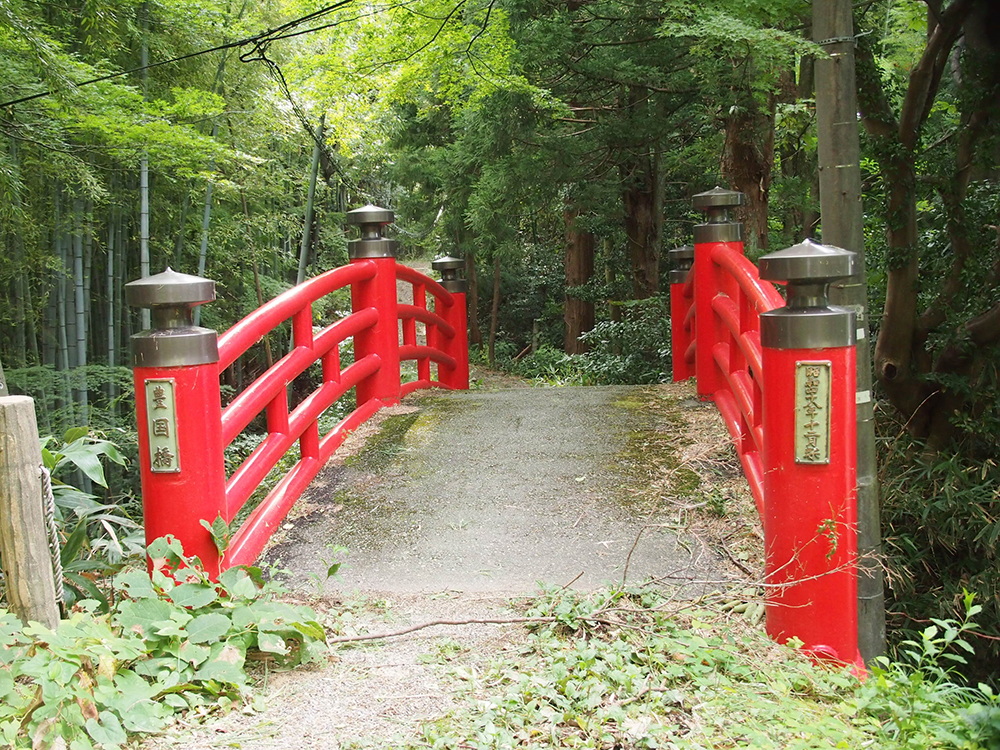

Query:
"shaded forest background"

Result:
[[1, 0, 999, 674]]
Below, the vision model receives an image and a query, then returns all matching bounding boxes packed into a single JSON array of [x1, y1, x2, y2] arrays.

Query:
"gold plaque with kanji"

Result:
[[145, 378, 180, 473]]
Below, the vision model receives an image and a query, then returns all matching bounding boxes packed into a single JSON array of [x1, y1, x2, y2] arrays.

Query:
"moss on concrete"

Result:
[[610, 386, 702, 503]]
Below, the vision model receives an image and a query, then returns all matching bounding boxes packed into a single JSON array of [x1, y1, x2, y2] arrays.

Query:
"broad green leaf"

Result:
[[256, 631, 287, 655], [178, 641, 211, 666], [58, 439, 109, 487], [193, 642, 246, 685], [115, 599, 176, 638], [200, 515, 231, 555], [185, 613, 232, 644], [64, 573, 110, 613], [62, 426, 89, 444], [85, 710, 126, 747], [0, 670, 13, 698], [170, 583, 218, 609], [219, 568, 260, 600], [290, 620, 327, 642], [60, 518, 90, 566], [113, 569, 158, 600]]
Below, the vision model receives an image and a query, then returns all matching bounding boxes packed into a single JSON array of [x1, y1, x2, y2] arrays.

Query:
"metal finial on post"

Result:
[[693, 186, 746, 224], [759, 239, 857, 349], [347, 205, 398, 259], [125, 267, 218, 367], [667, 245, 694, 284], [431, 255, 467, 293]]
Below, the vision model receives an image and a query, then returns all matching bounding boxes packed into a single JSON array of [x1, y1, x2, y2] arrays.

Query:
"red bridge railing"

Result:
[[126, 205, 468, 576], [671, 188, 862, 668]]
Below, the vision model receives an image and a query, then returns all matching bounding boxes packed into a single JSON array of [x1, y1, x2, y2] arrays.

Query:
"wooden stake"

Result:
[[0, 396, 60, 629]]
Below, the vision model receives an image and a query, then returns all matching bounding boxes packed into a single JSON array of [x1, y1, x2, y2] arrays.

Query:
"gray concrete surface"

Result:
[[265, 386, 722, 594]]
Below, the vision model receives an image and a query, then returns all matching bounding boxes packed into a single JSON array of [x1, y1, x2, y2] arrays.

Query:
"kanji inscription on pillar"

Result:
[[145, 378, 180, 473], [794, 361, 831, 465]]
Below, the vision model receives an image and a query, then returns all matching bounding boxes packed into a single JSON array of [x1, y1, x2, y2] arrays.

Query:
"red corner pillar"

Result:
[[668, 244, 694, 382], [126, 269, 226, 577], [431, 255, 470, 390], [347, 205, 401, 407], [758, 240, 860, 668], [692, 187, 746, 399]]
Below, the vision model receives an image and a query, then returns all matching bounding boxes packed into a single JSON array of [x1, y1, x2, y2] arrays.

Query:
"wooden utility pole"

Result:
[[813, 0, 886, 662], [0, 395, 60, 629]]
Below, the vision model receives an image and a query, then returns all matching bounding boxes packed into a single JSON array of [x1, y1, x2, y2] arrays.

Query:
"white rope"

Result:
[[39, 465, 65, 611]]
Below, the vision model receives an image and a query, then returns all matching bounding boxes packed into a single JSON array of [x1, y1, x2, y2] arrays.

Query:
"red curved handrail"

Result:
[[218, 261, 377, 370], [220, 309, 378, 445], [396, 263, 454, 307], [710, 246, 784, 312], [398, 304, 456, 339]]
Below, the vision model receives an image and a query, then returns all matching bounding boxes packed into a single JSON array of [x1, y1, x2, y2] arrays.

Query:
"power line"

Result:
[[0, 0, 358, 109]]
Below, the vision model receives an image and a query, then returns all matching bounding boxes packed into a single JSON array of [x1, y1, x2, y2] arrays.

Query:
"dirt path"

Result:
[[145, 378, 756, 749]]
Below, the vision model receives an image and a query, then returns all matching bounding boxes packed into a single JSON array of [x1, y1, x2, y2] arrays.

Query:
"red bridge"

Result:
[[126, 194, 861, 668]]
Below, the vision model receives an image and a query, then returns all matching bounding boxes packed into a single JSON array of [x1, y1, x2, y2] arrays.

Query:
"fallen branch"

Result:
[[328, 616, 556, 643]]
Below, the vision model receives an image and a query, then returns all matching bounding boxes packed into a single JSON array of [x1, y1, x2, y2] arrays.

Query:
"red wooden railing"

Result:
[[673, 188, 862, 668], [127, 206, 468, 577]]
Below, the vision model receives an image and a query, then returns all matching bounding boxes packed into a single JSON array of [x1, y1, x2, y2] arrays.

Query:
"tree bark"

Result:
[[721, 77, 776, 252], [488, 254, 501, 366], [856, 0, 976, 437], [465, 248, 482, 347], [297, 115, 324, 287], [620, 118, 662, 299], [563, 203, 595, 353]]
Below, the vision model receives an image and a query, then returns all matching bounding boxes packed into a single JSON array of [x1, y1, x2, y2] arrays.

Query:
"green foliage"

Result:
[[484, 297, 672, 386], [856, 592, 1000, 749], [361, 586, 999, 749], [0, 537, 326, 750], [39, 428, 141, 610], [577, 298, 673, 385], [879, 423, 1000, 683]]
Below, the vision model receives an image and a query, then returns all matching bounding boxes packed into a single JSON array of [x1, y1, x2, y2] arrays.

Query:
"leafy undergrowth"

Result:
[[0, 538, 326, 750], [362, 587, 1000, 750]]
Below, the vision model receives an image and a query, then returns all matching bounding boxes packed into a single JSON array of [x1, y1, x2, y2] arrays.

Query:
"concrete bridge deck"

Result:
[[264, 381, 736, 596]]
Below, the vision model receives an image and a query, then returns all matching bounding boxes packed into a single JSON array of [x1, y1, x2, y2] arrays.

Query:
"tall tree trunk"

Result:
[[297, 114, 324, 287], [106, 203, 118, 419], [855, 1, 976, 437], [488, 254, 501, 366], [139, 2, 151, 330], [24, 266, 38, 365], [73, 198, 88, 424], [563, 203, 595, 353], [193, 124, 218, 327], [173, 188, 190, 268], [721, 70, 777, 252], [620, 137, 663, 299], [778, 56, 816, 243], [465, 247, 482, 346], [55, 221, 74, 428]]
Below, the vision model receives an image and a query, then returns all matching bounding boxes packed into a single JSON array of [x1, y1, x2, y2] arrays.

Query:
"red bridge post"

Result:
[[692, 188, 746, 399], [668, 245, 694, 382], [758, 240, 860, 667], [347, 205, 402, 407], [431, 255, 469, 389], [126, 269, 226, 576]]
